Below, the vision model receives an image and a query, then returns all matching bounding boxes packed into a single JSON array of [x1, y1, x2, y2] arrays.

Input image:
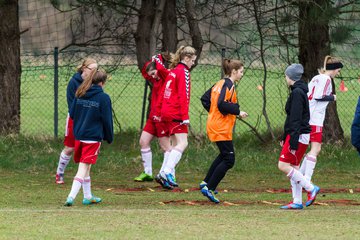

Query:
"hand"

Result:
[[237, 111, 248, 119], [280, 141, 284, 147], [333, 94, 336, 101], [289, 149, 296, 155], [182, 119, 190, 125]]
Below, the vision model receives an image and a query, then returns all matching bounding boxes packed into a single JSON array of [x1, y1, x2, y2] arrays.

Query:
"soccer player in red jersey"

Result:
[[157, 46, 197, 187], [134, 53, 173, 189]]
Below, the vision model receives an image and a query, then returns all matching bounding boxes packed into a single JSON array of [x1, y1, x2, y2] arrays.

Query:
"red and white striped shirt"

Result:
[[159, 63, 191, 122]]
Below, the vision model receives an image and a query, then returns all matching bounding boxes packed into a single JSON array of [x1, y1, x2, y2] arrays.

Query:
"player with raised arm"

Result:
[[133, 53, 172, 190]]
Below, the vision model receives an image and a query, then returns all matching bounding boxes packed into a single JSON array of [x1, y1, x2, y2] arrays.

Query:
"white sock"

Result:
[[287, 168, 314, 192], [164, 148, 182, 174], [299, 158, 307, 175], [160, 151, 170, 173], [141, 148, 152, 175], [304, 155, 317, 181], [57, 151, 71, 174], [68, 177, 83, 199], [291, 179, 302, 204], [82, 177, 92, 199]]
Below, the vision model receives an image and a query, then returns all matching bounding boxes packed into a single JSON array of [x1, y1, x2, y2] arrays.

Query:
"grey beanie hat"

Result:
[[285, 63, 304, 81]]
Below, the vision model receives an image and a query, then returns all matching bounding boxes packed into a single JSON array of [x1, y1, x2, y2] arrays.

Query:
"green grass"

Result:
[[20, 63, 360, 137], [1, 133, 360, 239]]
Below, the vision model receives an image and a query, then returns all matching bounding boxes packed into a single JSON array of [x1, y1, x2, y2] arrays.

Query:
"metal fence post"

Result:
[[140, 81, 149, 130], [54, 47, 59, 138], [221, 48, 226, 78]]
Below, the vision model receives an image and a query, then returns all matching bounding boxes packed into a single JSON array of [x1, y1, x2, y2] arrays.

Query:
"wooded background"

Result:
[[1, 0, 360, 143]]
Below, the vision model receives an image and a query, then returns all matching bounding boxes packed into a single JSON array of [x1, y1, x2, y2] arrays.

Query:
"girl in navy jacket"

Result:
[[64, 69, 113, 206], [55, 58, 98, 184]]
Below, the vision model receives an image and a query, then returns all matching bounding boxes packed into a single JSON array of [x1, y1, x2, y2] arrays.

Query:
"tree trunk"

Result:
[[298, 0, 344, 143], [0, 0, 21, 135], [185, 0, 203, 67], [135, 0, 156, 69], [298, 0, 330, 81], [149, 0, 166, 56], [161, 0, 177, 53], [323, 78, 344, 143]]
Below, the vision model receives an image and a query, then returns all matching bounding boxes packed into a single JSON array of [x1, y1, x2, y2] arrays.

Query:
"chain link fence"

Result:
[[20, 48, 360, 138]]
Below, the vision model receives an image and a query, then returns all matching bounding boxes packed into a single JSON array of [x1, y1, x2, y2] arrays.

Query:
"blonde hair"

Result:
[[318, 55, 342, 74], [222, 58, 244, 76], [76, 69, 107, 98], [169, 46, 196, 69], [77, 58, 98, 72]]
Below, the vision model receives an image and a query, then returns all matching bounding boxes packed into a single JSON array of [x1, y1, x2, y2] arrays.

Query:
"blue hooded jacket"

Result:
[[70, 85, 113, 144], [351, 97, 360, 156], [66, 72, 83, 112]]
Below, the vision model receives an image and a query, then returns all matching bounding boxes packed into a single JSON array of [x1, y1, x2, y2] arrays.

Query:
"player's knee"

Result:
[[278, 161, 291, 174], [63, 147, 74, 155], [177, 139, 188, 151], [278, 161, 286, 172], [139, 138, 150, 148], [224, 153, 235, 169], [158, 143, 169, 152], [182, 139, 188, 149]]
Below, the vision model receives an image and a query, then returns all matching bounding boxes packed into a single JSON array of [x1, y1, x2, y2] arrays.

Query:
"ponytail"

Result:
[[169, 46, 196, 69], [76, 68, 97, 98]]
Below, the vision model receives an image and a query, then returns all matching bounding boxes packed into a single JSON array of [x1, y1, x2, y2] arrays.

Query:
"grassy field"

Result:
[[1, 133, 360, 239], [20, 63, 360, 137]]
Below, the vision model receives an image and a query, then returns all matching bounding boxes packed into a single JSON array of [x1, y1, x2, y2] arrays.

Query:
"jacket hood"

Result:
[[291, 80, 308, 93], [73, 72, 83, 84], [83, 85, 104, 99]]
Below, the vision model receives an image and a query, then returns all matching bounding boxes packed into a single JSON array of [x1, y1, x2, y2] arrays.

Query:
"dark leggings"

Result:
[[204, 141, 235, 191]]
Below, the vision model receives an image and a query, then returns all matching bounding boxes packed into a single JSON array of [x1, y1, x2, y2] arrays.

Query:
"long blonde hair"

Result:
[[76, 69, 107, 98], [169, 46, 196, 69], [318, 55, 343, 74]]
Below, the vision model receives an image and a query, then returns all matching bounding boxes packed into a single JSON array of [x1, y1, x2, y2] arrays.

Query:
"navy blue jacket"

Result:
[[66, 72, 83, 112], [351, 97, 360, 156], [283, 80, 311, 150], [70, 85, 113, 144]]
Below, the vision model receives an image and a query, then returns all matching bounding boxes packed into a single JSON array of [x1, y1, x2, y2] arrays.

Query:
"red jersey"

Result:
[[160, 63, 191, 121], [141, 54, 169, 120]]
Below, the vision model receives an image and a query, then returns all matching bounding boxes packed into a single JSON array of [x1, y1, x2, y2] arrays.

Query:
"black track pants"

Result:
[[204, 141, 235, 191]]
